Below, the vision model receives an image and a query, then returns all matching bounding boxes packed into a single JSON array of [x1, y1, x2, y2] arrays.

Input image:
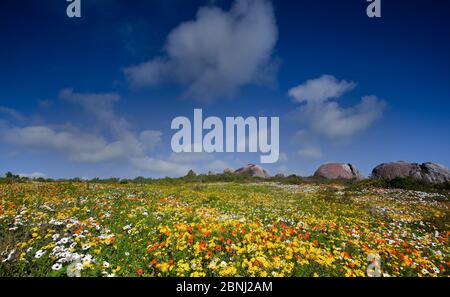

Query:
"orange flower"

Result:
[[199, 240, 207, 251], [137, 268, 144, 276], [216, 245, 222, 251]]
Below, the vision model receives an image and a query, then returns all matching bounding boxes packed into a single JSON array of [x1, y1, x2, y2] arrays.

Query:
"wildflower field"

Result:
[[0, 181, 449, 277]]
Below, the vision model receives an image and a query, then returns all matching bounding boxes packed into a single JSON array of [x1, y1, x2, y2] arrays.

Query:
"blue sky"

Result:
[[0, 0, 449, 179]]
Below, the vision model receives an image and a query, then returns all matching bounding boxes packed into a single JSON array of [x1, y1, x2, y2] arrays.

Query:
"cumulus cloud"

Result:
[[169, 151, 214, 163], [304, 95, 386, 139], [59, 88, 120, 126], [205, 159, 230, 171], [167, 147, 232, 175], [288, 75, 355, 104], [139, 130, 163, 150], [288, 75, 386, 140], [124, 0, 278, 101], [38, 99, 52, 109], [272, 152, 289, 174], [3, 124, 162, 164], [4, 126, 116, 163], [278, 152, 288, 163], [297, 147, 322, 159], [0, 89, 195, 176], [0, 106, 27, 121], [131, 157, 190, 177], [1, 89, 235, 177], [18, 172, 46, 179]]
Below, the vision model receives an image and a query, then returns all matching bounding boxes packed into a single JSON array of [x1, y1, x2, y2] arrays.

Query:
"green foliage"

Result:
[[349, 177, 450, 194], [2, 170, 449, 195]]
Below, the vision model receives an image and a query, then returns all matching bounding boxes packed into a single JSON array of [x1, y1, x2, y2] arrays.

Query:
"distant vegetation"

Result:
[[1, 171, 449, 194], [348, 177, 450, 194]]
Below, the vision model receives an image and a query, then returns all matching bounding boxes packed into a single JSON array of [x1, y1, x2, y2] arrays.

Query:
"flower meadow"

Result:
[[0, 181, 448, 277]]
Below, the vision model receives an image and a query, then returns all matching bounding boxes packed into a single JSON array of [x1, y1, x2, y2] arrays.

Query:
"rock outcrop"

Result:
[[372, 161, 450, 184], [223, 168, 234, 174], [314, 163, 364, 180], [234, 164, 270, 178]]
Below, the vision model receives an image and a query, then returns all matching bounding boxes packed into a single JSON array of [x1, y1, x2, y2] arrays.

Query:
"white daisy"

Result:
[[35, 250, 46, 259], [2, 249, 15, 263], [60, 237, 69, 244]]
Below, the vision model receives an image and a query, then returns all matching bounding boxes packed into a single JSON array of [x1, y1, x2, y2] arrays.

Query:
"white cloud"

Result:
[[1, 89, 180, 175], [2, 89, 233, 177], [124, 0, 278, 101], [3, 125, 143, 163], [38, 99, 52, 109], [59, 88, 121, 127], [288, 75, 386, 140], [288, 74, 355, 104], [0, 106, 27, 121], [59, 89, 162, 161], [18, 172, 46, 179], [169, 151, 214, 163], [205, 159, 230, 172], [305, 95, 386, 139], [278, 152, 288, 163], [273, 152, 289, 174], [297, 147, 322, 159], [167, 149, 232, 174], [131, 157, 190, 177], [139, 130, 163, 150], [4, 126, 106, 162]]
